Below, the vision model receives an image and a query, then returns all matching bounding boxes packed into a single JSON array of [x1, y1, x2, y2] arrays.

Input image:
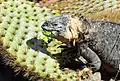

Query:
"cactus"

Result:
[[41, 0, 120, 22], [0, 0, 93, 81]]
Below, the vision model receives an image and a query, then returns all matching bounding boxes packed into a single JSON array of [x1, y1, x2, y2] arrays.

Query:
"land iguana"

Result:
[[41, 15, 120, 74]]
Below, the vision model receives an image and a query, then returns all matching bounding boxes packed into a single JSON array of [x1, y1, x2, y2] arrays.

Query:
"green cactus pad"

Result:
[[0, 0, 92, 81]]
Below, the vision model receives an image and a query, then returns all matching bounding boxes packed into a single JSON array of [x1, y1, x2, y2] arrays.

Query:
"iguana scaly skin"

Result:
[[40, 0, 120, 22], [42, 15, 120, 73]]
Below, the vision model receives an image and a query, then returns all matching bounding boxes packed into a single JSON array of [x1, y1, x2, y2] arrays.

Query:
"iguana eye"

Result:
[[53, 23, 58, 26]]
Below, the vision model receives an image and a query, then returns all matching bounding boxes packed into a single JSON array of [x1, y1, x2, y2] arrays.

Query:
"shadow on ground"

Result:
[[0, 59, 29, 81]]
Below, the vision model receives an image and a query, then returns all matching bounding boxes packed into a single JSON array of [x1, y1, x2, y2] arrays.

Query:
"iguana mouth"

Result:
[[41, 15, 84, 45]]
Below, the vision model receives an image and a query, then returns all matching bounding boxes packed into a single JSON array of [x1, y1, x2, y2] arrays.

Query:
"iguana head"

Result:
[[42, 14, 90, 45], [42, 15, 68, 33]]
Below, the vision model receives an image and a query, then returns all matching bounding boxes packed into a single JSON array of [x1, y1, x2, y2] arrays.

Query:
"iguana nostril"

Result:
[[42, 22, 51, 30]]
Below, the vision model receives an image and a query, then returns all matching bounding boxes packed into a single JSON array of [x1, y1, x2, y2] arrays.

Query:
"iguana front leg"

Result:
[[77, 43, 101, 72]]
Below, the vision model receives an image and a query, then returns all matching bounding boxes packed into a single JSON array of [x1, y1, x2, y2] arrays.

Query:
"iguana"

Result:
[[41, 15, 120, 79]]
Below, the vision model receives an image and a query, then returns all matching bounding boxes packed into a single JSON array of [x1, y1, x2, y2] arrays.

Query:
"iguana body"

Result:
[[86, 20, 120, 70], [78, 20, 120, 72], [41, 15, 120, 73]]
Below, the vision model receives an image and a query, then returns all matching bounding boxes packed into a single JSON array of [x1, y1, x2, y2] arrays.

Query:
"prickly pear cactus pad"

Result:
[[0, 0, 93, 81], [42, 0, 120, 22]]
